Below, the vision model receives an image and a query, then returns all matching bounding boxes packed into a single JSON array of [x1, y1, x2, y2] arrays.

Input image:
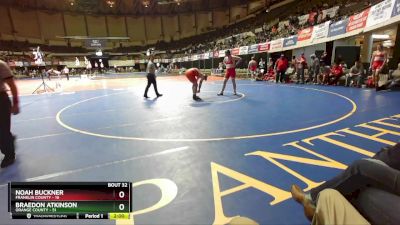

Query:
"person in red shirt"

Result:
[[263, 65, 276, 81], [275, 54, 288, 83], [185, 68, 208, 101], [323, 62, 344, 85]]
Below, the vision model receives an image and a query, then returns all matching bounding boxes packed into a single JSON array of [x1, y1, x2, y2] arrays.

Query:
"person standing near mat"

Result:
[[296, 53, 307, 84], [144, 53, 162, 98], [218, 50, 241, 96], [63, 66, 70, 81], [275, 54, 288, 83], [0, 60, 19, 168], [185, 68, 208, 101], [370, 44, 388, 91], [248, 57, 258, 79]]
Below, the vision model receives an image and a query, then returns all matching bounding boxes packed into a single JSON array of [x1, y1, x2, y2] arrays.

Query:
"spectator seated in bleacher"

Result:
[[306, 189, 371, 225], [285, 64, 296, 83], [345, 60, 364, 87], [323, 61, 344, 85], [263, 66, 276, 81], [254, 69, 265, 81], [389, 62, 400, 87], [378, 62, 400, 91], [290, 143, 400, 225]]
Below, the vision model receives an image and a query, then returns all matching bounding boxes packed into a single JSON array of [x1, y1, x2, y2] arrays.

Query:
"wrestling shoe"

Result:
[[193, 96, 202, 101]]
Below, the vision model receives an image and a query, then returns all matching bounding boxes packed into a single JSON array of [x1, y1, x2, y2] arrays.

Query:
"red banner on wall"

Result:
[[298, 27, 314, 41], [347, 8, 370, 32], [258, 42, 270, 52], [231, 48, 240, 55]]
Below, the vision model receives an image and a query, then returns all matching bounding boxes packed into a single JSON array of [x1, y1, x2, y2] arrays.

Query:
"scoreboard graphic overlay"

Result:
[[9, 182, 131, 220]]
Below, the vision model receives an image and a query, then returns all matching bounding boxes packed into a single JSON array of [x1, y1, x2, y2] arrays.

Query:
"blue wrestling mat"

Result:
[[0, 79, 399, 225]]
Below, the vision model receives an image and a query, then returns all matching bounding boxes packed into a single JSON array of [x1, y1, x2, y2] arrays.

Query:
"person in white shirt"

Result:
[[63, 66, 70, 80], [144, 54, 162, 98]]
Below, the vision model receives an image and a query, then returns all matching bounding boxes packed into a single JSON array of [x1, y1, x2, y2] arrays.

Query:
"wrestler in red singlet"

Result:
[[185, 68, 207, 101], [250, 64, 257, 72], [372, 52, 385, 71], [185, 68, 199, 84], [370, 44, 387, 91], [224, 56, 236, 79], [218, 50, 241, 96]]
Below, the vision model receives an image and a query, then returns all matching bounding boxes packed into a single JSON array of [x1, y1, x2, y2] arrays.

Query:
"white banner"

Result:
[[366, 0, 395, 27], [312, 21, 331, 41], [203, 53, 210, 59], [218, 50, 226, 57], [239, 46, 249, 55], [322, 6, 339, 20], [192, 55, 198, 61], [298, 14, 309, 25], [109, 60, 135, 67], [278, 20, 290, 31], [184, 56, 189, 61], [15, 61, 24, 67], [254, 27, 263, 33], [270, 38, 283, 51]]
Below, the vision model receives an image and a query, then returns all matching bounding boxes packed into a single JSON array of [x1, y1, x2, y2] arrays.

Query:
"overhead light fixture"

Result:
[[96, 49, 103, 56], [143, 0, 150, 7], [372, 34, 390, 40], [383, 40, 394, 47], [67, 0, 75, 6], [106, 0, 115, 8]]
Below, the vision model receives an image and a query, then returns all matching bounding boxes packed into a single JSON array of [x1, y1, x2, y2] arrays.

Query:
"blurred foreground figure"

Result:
[[291, 143, 400, 225], [0, 60, 19, 168]]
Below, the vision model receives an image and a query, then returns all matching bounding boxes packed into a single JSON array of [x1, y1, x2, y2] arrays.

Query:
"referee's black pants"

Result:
[[0, 92, 15, 159], [144, 73, 160, 97]]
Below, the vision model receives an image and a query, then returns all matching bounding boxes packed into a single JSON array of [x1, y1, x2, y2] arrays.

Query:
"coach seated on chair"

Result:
[[290, 143, 400, 225], [374, 62, 400, 91], [345, 60, 364, 87], [386, 62, 400, 90], [285, 64, 296, 83], [323, 61, 343, 85]]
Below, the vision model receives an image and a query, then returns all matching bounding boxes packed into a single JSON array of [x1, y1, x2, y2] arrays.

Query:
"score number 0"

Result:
[[118, 191, 126, 211]]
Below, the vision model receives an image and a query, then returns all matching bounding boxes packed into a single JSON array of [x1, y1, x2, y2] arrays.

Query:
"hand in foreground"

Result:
[[11, 104, 20, 115]]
